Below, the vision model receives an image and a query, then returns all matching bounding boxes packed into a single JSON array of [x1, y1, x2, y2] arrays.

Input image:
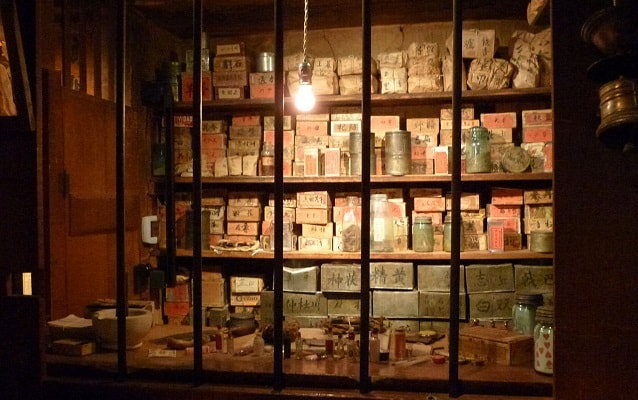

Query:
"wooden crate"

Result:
[[459, 326, 533, 365]]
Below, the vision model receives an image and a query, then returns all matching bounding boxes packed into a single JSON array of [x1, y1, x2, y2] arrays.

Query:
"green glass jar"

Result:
[[512, 292, 544, 335], [412, 215, 434, 252], [466, 126, 492, 173], [443, 215, 464, 252]]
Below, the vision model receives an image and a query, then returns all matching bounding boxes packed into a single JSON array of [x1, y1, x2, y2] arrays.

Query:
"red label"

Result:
[[523, 126, 553, 142]]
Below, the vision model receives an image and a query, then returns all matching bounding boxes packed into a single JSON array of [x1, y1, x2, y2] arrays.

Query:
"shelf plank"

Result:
[[174, 249, 552, 261], [162, 172, 553, 186], [171, 87, 551, 113]]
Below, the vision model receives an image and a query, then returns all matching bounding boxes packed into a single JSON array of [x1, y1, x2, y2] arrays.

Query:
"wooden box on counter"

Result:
[[459, 325, 533, 365]]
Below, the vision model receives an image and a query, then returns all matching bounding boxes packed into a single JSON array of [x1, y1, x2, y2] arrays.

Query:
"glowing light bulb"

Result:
[[295, 83, 315, 112], [295, 60, 315, 112]]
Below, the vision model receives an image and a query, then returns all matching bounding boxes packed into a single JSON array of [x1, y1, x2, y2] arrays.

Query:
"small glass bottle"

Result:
[[252, 329, 265, 356], [346, 328, 356, 360], [370, 193, 394, 252], [260, 142, 274, 176], [534, 306, 554, 375], [221, 327, 230, 354], [466, 126, 492, 173], [227, 330, 234, 356], [335, 333, 345, 358], [412, 215, 434, 252], [512, 292, 544, 335], [341, 196, 361, 252], [393, 327, 407, 361], [369, 328, 380, 363], [215, 325, 223, 351], [443, 215, 464, 252], [325, 327, 335, 358], [295, 332, 304, 360]]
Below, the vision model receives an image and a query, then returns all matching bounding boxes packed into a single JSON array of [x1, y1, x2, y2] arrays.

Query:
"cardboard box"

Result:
[[283, 266, 319, 293], [226, 205, 262, 222], [321, 263, 361, 292], [468, 292, 515, 319], [202, 279, 226, 307], [215, 87, 248, 100], [465, 263, 515, 293], [50, 339, 96, 356], [417, 264, 466, 292], [181, 72, 213, 102], [327, 297, 361, 316], [297, 191, 332, 208], [295, 207, 332, 225], [514, 264, 554, 294], [418, 291, 467, 319], [230, 276, 264, 293], [372, 290, 419, 317], [370, 262, 414, 290]]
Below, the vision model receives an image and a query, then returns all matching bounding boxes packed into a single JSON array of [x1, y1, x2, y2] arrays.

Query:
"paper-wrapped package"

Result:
[[467, 58, 514, 90], [442, 55, 467, 91], [338, 74, 379, 95], [377, 51, 408, 68], [407, 42, 441, 59], [509, 31, 541, 88], [286, 71, 339, 96], [446, 29, 497, 59], [337, 55, 379, 76], [380, 67, 408, 94], [408, 74, 443, 93]]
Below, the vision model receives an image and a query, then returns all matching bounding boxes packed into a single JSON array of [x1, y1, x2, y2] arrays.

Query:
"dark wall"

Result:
[[553, 0, 638, 398], [0, 0, 37, 294]]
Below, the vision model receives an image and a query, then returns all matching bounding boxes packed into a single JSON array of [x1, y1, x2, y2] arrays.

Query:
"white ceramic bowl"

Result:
[[92, 308, 153, 350]]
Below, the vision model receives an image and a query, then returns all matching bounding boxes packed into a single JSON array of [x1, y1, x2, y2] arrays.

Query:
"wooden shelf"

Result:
[[162, 172, 553, 186], [174, 248, 553, 261], [172, 87, 551, 113]]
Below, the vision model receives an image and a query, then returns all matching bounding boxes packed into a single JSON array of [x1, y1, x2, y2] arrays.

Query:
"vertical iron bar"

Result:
[[273, 0, 285, 392], [449, 0, 463, 397], [115, 0, 127, 380], [191, 0, 204, 385], [359, 0, 371, 393]]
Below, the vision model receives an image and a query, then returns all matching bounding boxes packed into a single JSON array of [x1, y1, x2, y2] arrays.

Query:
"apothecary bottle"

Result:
[[260, 142, 274, 176], [341, 196, 361, 252], [370, 193, 394, 252], [512, 292, 544, 335], [412, 215, 434, 252], [443, 215, 464, 252], [466, 126, 492, 173], [534, 306, 554, 375]]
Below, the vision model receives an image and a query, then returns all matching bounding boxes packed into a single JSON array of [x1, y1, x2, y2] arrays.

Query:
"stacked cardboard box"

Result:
[[226, 115, 261, 176], [487, 188, 523, 252], [212, 42, 248, 99], [230, 276, 264, 311], [262, 115, 294, 176], [296, 191, 332, 251], [521, 109, 553, 173], [225, 192, 262, 246], [417, 264, 467, 319], [202, 192, 226, 248], [201, 120, 228, 177], [261, 193, 297, 250], [294, 114, 329, 177], [466, 263, 516, 320], [407, 117, 439, 174]]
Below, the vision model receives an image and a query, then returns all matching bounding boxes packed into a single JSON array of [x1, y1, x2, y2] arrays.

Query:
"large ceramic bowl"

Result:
[[92, 308, 153, 350]]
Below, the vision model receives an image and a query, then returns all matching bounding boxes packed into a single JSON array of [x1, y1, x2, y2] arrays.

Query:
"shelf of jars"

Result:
[[173, 248, 553, 261], [171, 87, 552, 112]]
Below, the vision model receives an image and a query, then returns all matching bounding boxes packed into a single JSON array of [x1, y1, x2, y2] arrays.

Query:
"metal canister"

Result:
[[530, 230, 553, 253], [349, 132, 376, 176], [256, 52, 275, 72], [384, 130, 411, 176]]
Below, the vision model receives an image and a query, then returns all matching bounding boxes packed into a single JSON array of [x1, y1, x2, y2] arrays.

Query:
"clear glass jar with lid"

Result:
[[341, 196, 361, 252], [534, 306, 554, 375], [466, 126, 492, 173], [512, 292, 544, 335], [412, 215, 434, 252], [370, 193, 394, 252]]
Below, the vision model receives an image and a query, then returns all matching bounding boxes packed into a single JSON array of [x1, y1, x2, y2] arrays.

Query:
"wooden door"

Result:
[[45, 71, 145, 320]]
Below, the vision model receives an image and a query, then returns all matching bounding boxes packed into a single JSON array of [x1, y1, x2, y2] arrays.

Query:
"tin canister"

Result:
[[256, 52, 275, 72], [349, 132, 376, 176], [384, 130, 411, 176]]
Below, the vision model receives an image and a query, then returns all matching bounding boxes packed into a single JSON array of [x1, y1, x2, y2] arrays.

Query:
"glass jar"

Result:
[[341, 196, 361, 252], [412, 215, 434, 252], [349, 132, 376, 176], [466, 126, 492, 173], [393, 327, 407, 361], [512, 292, 544, 335], [534, 306, 554, 375], [260, 142, 274, 176], [370, 193, 394, 252], [443, 215, 464, 252]]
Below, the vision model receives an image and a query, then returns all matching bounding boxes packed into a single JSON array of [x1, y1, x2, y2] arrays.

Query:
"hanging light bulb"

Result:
[[295, 59, 315, 112], [295, 0, 315, 112]]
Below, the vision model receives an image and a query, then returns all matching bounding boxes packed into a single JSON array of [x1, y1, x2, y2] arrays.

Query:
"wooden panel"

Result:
[[69, 195, 139, 235]]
